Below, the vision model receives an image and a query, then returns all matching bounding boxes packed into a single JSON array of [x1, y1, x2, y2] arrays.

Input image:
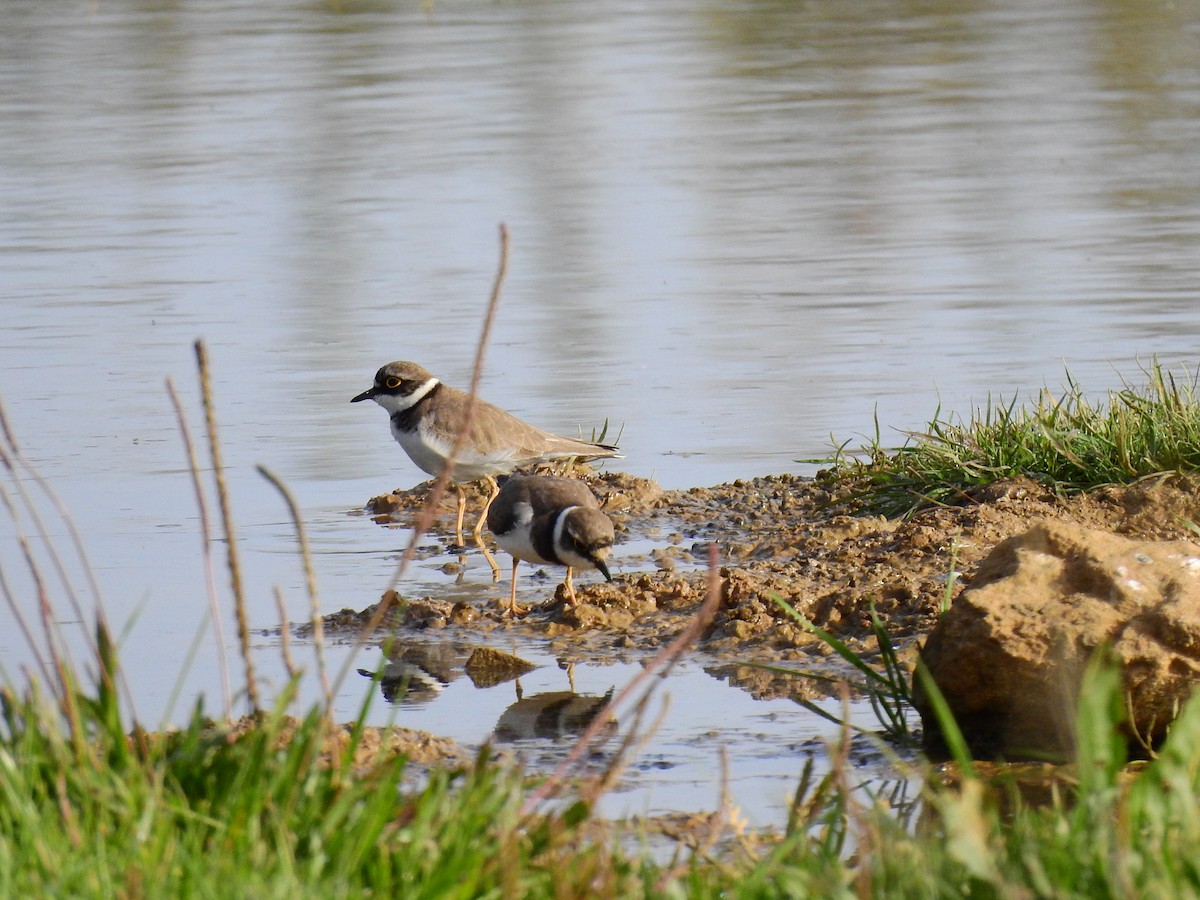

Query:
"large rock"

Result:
[[913, 520, 1200, 759]]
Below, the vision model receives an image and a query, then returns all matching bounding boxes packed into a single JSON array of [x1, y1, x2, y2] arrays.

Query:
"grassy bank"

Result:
[[4, 644, 1200, 896], [831, 361, 1200, 517]]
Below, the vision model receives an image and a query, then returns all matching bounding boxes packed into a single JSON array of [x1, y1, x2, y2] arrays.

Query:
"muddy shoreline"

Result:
[[314, 469, 1200, 709]]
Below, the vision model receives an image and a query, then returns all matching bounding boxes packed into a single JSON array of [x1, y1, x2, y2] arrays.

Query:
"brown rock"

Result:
[[914, 520, 1200, 759], [559, 602, 636, 631], [464, 647, 537, 687]]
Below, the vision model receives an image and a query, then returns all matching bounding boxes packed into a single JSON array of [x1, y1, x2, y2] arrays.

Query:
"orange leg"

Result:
[[478, 540, 500, 581], [451, 480, 500, 578], [453, 485, 468, 547], [473, 476, 502, 579], [563, 567, 578, 607], [504, 556, 530, 617], [473, 476, 501, 538]]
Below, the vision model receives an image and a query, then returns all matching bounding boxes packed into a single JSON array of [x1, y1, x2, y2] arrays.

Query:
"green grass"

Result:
[[0, 635, 658, 897], [762, 596, 915, 744], [829, 362, 1200, 517], [10, 621, 1200, 897]]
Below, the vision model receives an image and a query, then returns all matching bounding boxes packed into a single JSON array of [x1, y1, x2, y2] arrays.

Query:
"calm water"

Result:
[[2, 0, 1199, 824]]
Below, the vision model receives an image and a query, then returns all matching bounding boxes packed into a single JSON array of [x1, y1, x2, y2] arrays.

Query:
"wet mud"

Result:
[[310, 469, 1200, 762]]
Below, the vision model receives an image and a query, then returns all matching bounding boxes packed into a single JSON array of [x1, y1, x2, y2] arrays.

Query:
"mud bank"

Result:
[[317, 470, 1200, 701]]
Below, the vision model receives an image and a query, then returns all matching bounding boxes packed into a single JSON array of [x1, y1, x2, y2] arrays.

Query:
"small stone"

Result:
[[449, 601, 475, 625], [464, 647, 537, 687]]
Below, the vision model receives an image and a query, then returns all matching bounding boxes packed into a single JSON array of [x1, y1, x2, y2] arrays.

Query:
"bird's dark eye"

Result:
[[385, 377, 402, 389]]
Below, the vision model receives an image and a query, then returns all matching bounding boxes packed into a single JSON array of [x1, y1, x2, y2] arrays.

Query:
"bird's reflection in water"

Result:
[[357, 639, 474, 705], [492, 686, 615, 743], [357, 659, 446, 704], [358, 641, 615, 744]]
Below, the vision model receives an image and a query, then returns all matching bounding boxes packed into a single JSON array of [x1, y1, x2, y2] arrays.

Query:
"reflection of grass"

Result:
[[764, 597, 914, 744], [825, 361, 1200, 517]]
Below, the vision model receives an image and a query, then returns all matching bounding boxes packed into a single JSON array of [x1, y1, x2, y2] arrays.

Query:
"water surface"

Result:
[[1, 0, 1198, 826]]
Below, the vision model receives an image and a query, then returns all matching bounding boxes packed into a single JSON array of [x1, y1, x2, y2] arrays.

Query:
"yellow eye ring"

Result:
[[385, 377, 402, 389]]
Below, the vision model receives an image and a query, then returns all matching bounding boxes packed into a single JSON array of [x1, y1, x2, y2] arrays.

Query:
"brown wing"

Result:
[[525, 475, 603, 512], [433, 383, 619, 463]]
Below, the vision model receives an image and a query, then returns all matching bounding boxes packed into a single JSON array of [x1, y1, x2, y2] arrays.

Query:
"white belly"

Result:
[[391, 418, 518, 482], [493, 502, 555, 565], [392, 420, 449, 477]]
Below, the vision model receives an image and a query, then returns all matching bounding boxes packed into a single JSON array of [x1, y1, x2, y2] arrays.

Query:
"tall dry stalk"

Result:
[[274, 587, 299, 683], [166, 376, 234, 722], [0, 481, 54, 687], [330, 222, 510, 695], [0, 401, 103, 666], [257, 464, 331, 711], [520, 543, 725, 816], [194, 339, 259, 712], [0, 397, 138, 729]]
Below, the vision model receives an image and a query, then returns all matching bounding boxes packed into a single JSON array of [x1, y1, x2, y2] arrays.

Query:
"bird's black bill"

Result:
[[595, 558, 612, 582], [351, 387, 377, 403]]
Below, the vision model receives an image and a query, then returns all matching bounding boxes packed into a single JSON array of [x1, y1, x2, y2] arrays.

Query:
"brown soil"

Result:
[[180, 714, 476, 772], [325, 469, 1200, 705]]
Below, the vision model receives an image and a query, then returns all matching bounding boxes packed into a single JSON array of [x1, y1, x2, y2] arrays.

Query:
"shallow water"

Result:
[[317, 636, 908, 827], [2, 0, 1199, 826]]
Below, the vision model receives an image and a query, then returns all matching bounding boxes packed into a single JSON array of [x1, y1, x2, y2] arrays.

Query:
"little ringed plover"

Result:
[[486, 474, 614, 616], [351, 361, 620, 556]]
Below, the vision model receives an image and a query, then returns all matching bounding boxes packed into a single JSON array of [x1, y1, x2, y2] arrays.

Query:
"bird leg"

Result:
[[473, 476, 501, 538], [563, 567, 578, 607], [478, 542, 500, 581], [453, 484, 468, 548], [472, 476, 502, 579], [504, 557, 530, 617]]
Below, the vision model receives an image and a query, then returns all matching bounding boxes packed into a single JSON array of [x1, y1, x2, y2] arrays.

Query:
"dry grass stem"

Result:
[[167, 376, 234, 722], [0, 405, 139, 722], [654, 746, 737, 890], [521, 542, 724, 816], [275, 587, 298, 683], [0, 483, 53, 686], [257, 464, 332, 710], [581, 688, 671, 810], [194, 339, 259, 713], [331, 222, 511, 695], [0, 400, 103, 665], [3, 488, 64, 690]]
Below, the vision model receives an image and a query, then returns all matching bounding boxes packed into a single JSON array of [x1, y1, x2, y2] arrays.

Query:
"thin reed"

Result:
[[195, 339, 259, 711], [166, 376, 233, 721], [258, 465, 332, 711]]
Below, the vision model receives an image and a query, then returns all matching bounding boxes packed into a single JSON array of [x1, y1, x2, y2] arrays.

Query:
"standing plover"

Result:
[[352, 361, 619, 557]]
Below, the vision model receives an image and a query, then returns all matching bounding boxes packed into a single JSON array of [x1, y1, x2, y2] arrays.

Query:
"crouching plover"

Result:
[[351, 361, 620, 562], [486, 474, 614, 616]]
